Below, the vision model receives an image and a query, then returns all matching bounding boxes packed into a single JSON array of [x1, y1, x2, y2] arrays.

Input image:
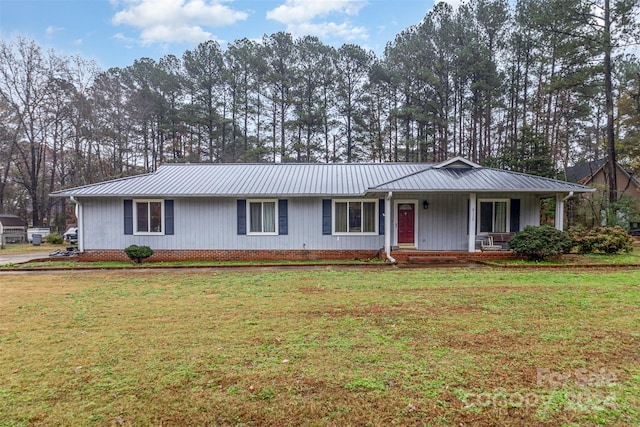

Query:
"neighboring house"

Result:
[[51, 157, 593, 262], [565, 158, 640, 209], [0, 214, 26, 247]]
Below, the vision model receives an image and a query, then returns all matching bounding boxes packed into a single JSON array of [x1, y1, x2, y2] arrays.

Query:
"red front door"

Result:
[[397, 203, 415, 245]]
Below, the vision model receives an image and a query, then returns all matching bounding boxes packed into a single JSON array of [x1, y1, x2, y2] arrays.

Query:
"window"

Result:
[[247, 200, 278, 235], [479, 199, 509, 233], [333, 200, 377, 234], [134, 200, 164, 234]]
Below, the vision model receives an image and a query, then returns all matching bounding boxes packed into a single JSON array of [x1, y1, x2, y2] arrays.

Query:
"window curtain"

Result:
[[494, 201, 507, 232], [250, 202, 262, 233], [335, 202, 347, 233], [363, 202, 376, 232], [263, 202, 276, 233]]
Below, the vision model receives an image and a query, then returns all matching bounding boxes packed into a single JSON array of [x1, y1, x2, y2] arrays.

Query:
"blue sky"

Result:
[[0, 0, 447, 70]]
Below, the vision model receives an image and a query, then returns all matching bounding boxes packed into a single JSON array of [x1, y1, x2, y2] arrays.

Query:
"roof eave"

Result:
[[366, 188, 595, 194]]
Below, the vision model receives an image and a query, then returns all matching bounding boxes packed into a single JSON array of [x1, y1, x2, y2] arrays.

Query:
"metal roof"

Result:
[[51, 161, 594, 198], [370, 167, 595, 193]]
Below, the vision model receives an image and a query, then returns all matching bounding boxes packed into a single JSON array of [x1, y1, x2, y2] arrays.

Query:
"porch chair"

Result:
[[480, 235, 503, 251]]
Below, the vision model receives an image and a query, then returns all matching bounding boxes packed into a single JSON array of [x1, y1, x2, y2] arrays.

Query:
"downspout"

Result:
[[562, 191, 574, 202], [385, 192, 396, 264], [71, 196, 83, 252], [555, 191, 574, 231]]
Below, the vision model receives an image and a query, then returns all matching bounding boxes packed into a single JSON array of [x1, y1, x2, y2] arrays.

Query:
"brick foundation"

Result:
[[79, 248, 517, 263], [79, 249, 382, 263], [388, 250, 517, 263]]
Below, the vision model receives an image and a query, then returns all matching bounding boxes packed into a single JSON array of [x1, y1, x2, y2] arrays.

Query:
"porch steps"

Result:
[[407, 255, 459, 264], [392, 250, 516, 264]]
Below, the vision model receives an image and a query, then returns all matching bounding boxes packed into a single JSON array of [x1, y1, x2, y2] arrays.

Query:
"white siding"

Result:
[[81, 197, 384, 251], [80, 193, 541, 252]]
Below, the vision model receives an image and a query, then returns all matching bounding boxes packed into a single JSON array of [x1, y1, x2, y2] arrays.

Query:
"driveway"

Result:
[[0, 251, 51, 265]]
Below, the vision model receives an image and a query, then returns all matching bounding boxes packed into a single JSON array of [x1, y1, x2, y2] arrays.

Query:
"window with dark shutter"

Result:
[[278, 199, 288, 235], [322, 199, 331, 235], [124, 200, 133, 235], [165, 200, 174, 235], [237, 200, 246, 235]]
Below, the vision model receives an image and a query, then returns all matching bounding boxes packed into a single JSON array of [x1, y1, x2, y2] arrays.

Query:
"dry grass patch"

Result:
[[0, 269, 638, 426]]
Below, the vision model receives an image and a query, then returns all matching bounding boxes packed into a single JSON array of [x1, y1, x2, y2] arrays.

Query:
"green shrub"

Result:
[[124, 245, 154, 264], [508, 225, 573, 261], [46, 232, 63, 244], [569, 226, 633, 254]]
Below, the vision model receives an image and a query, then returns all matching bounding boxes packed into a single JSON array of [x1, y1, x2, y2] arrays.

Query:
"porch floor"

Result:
[[390, 250, 516, 264]]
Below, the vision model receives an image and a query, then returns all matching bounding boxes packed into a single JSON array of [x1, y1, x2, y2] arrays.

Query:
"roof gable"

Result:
[[433, 156, 480, 169], [369, 166, 593, 193], [566, 158, 640, 189]]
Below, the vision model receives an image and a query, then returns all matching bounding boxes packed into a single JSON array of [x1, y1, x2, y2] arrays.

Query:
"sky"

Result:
[[0, 0, 448, 70]]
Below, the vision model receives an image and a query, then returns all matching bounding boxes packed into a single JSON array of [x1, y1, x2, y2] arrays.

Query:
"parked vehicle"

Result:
[[63, 227, 78, 243]]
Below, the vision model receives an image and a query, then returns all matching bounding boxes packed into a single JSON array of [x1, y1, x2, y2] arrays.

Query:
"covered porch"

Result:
[[379, 191, 574, 262]]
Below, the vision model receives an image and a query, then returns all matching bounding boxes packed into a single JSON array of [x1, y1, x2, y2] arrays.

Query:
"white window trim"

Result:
[[247, 199, 279, 236], [477, 198, 510, 234], [133, 199, 165, 236], [332, 199, 379, 236]]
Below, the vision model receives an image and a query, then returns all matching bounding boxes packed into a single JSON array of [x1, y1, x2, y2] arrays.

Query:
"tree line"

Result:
[[1, 0, 639, 228]]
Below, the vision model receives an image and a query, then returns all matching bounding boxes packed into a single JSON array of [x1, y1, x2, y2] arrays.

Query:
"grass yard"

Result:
[[0, 268, 638, 426], [0, 243, 66, 255]]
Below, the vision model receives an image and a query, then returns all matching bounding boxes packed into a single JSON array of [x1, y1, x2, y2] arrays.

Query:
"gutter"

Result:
[[384, 192, 396, 264], [562, 191, 574, 202]]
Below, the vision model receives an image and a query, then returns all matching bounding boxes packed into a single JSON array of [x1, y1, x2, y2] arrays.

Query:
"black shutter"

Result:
[[278, 199, 288, 235], [165, 200, 174, 235], [322, 199, 332, 235], [237, 200, 246, 235], [124, 199, 133, 235], [510, 199, 520, 232], [378, 199, 385, 235]]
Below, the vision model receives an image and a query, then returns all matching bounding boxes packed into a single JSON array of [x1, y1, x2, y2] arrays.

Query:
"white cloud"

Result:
[[267, 0, 366, 24], [45, 25, 63, 37], [267, 0, 368, 41], [73, 39, 84, 46], [112, 0, 248, 44]]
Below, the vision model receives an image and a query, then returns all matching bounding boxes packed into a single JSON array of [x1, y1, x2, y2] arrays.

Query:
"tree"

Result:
[[335, 44, 374, 162], [262, 32, 296, 161], [183, 41, 225, 162], [0, 37, 63, 226]]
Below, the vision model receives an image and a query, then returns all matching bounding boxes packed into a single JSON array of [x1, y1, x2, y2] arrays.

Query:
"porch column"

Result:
[[555, 193, 564, 231], [384, 192, 395, 263], [468, 193, 477, 252]]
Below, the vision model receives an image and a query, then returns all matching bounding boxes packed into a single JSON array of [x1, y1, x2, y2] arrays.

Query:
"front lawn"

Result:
[[0, 242, 67, 255], [0, 269, 638, 426]]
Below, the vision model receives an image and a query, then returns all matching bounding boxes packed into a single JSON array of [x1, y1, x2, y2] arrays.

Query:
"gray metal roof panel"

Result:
[[51, 163, 430, 197], [370, 167, 594, 193], [51, 163, 593, 197]]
